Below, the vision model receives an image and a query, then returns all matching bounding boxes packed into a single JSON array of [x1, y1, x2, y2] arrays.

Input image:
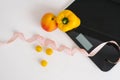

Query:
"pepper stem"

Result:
[[62, 17, 69, 24]]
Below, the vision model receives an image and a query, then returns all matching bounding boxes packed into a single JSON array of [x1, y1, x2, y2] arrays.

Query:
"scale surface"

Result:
[[66, 0, 120, 71]]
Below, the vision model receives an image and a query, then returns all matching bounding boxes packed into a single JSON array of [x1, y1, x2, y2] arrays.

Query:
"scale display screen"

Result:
[[76, 33, 93, 51]]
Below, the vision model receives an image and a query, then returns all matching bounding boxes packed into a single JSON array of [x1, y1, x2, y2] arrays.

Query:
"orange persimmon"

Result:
[[41, 13, 58, 32]]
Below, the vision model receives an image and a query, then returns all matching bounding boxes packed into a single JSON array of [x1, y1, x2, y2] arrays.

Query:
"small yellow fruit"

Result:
[[46, 48, 53, 55], [35, 45, 42, 52], [40, 60, 48, 67]]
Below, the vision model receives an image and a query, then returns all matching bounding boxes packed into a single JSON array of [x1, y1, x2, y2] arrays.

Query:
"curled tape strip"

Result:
[[0, 32, 120, 63]]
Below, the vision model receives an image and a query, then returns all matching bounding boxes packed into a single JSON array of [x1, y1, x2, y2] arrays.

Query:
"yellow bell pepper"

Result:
[[56, 10, 81, 32]]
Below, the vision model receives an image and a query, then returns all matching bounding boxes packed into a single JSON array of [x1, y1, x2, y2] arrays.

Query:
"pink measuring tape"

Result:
[[0, 32, 120, 63]]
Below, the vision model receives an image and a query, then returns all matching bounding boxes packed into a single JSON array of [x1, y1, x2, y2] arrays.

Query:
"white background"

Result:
[[0, 0, 120, 80]]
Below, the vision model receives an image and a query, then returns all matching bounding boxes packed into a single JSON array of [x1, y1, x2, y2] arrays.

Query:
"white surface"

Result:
[[0, 0, 120, 80]]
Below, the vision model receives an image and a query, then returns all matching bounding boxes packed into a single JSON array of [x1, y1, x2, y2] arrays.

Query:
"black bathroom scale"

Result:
[[66, 0, 120, 71]]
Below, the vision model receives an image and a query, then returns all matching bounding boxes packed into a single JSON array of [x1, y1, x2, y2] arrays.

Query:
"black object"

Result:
[[66, 0, 120, 71], [112, 0, 120, 3]]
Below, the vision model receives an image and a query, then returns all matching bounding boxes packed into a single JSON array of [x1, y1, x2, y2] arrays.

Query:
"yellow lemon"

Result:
[[40, 60, 48, 67], [46, 48, 53, 55], [35, 45, 42, 52]]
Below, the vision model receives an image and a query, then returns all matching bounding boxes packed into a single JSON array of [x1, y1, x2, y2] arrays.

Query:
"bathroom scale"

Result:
[[66, 0, 120, 71]]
